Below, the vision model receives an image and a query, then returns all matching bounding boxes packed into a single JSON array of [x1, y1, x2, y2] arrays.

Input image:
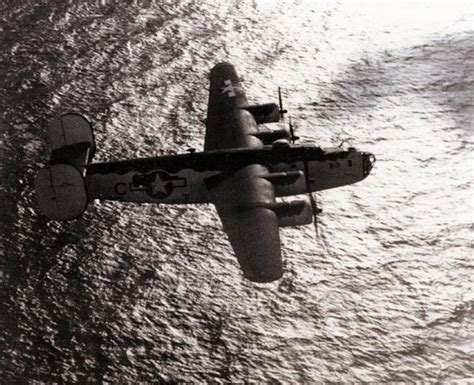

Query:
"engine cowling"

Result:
[[268, 199, 313, 227], [264, 171, 307, 197], [242, 103, 280, 124], [252, 129, 291, 145]]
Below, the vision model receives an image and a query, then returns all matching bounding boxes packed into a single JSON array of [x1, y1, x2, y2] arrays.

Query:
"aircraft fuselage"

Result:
[[85, 145, 375, 204]]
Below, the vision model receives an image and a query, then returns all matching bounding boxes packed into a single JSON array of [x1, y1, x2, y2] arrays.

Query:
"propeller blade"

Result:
[[278, 87, 287, 117], [303, 160, 322, 238], [309, 192, 322, 237], [289, 116, 299, 143]]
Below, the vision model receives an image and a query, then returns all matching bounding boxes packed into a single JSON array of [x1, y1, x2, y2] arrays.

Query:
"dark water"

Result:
[[1, 1, 473, 382]]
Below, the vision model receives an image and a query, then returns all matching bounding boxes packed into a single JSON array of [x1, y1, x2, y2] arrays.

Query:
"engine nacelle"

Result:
[[264, 171, 307, 197], [269, 199, 313, 227], [252, 129, 291, 145], [242, 103, 280, 124]]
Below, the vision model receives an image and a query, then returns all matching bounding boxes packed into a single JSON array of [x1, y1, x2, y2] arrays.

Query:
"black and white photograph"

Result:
[[0, 0, 472, 382]]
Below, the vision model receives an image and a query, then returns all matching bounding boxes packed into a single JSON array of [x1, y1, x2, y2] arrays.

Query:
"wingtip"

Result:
[[244, 268, 283, 284], [210, 62, 235, 75], [212, 61, 234, 69]]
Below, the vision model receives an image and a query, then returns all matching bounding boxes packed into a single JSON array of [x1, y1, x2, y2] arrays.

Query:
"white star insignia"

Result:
[[151, 174, 169, 195], [221, 79, 236, 97]]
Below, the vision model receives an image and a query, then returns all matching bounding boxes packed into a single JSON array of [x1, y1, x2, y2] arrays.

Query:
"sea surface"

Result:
[[0, 0, 473, 382]]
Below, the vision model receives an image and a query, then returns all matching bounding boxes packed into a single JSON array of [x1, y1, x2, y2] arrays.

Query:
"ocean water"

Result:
[[0, 0, 472, 382]]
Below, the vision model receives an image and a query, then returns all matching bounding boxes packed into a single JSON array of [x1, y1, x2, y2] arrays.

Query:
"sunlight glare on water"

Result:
[[0, 0, 472, 382]]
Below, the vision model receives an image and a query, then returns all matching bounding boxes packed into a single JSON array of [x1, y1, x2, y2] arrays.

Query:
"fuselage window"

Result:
[[348, 160, 353, 167]]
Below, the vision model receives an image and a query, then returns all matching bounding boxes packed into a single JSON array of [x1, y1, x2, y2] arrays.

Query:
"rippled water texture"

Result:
[[1, 1, 473, 382]]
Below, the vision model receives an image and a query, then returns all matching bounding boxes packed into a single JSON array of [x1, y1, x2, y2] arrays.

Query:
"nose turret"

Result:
[[362, 152, 376, 176]]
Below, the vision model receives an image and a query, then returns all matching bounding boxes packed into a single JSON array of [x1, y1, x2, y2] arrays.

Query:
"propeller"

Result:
[[278, 87, 287, 118], [309, 190, 322, 236], [278, 87, 300, 143], [288, 116, 299, 144], [279, 88, 319, 234], [303, 161, 322, 237]]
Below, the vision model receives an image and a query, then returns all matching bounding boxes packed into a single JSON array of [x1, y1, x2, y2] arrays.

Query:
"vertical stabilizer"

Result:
[[35, 113, 95, 220]]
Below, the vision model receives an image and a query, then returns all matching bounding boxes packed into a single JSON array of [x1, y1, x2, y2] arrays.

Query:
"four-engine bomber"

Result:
[[35, 63, 375, 283]]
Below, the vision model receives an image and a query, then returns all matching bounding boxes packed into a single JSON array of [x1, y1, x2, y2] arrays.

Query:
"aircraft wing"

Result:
[[204, 62, 263, 151], [207, 164, 283, 283], [204, 63, 283, 282]]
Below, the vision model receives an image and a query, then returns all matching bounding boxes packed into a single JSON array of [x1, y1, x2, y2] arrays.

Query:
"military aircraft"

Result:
[[35, 62, 375, 283]]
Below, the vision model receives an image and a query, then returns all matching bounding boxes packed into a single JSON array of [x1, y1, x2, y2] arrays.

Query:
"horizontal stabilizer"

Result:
[[35, 164, 88, 221], [267, 199, 313, 227]]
